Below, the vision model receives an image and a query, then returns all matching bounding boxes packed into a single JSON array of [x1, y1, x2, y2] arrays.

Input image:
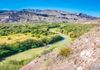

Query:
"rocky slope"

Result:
[[20, 26, 100, 70], [0, 9, 98, 23]]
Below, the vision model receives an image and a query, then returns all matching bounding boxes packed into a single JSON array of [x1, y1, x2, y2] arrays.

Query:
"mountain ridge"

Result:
[[0, 9, 98, 23]]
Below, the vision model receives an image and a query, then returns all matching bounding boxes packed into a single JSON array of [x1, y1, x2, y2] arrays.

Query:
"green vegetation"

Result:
[[59, 24, 99, 39], [0, 23, 58, 36], [0, 35, 63, 58], [0, 23, 99, 70], [0, 47, 46, 70], [49, 23, 99, 40]]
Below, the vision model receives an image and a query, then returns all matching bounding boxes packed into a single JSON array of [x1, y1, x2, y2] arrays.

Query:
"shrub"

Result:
[[0, 44, 14, 58], [41, 37, 50, 45], [8, 37, 12, 40], [49, 35, 64, 44], [42, 46, 56, 55], [58, 47, 72, 57]]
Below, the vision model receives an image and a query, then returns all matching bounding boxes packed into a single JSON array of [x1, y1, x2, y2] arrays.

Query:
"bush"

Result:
[[0, 44, 16, 58], [41, 35, 64, 45], [0, 50, 13, 58], [49, 35, 64, 44], [41, 37, 50, 45], [58, 47, 72, 57], [8, 37, 12, 40]]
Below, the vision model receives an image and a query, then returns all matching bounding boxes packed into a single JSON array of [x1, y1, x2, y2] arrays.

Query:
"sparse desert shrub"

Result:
[[58, 47, 72, 57], [8, 60, 25, 65], [42, 46, 56, 55], [8, 37, 12, 40], [42, 49, 51, 55]]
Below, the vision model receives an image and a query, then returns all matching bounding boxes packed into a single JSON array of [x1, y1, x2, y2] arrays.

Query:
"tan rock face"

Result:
[[20, 27, 100, 70]]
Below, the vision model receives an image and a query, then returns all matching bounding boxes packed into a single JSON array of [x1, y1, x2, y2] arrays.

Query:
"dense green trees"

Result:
[[0, 23, 59, 36], [0, 35, 63, 58]]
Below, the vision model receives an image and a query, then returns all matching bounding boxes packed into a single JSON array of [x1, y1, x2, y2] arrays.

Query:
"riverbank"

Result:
[[0, 34, 72, 70]]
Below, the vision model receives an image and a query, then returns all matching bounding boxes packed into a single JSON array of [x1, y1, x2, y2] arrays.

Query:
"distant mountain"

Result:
[[0, 9, 98, 23]]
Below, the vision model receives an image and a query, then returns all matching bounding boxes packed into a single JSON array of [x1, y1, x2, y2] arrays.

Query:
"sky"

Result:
[[0, 0, 100, 17]]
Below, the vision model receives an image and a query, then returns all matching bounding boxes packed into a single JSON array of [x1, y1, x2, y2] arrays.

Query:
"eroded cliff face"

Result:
[[0, 9, 97, 23], [20, 27, 100, 70]]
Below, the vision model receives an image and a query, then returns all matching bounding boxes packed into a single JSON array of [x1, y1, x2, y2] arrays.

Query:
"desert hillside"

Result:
[[0, 9, 98, 23], [20, 26, 100, 70]]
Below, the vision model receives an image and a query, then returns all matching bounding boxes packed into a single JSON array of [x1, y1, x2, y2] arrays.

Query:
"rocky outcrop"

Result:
[[0, 9, 97, 23], [20, 26, 100, 70], [68, 27, 100, 70]]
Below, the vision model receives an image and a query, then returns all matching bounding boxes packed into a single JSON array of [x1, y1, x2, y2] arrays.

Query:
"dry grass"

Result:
[[58, 47, 72, 57], [0, 33, 38, 44]]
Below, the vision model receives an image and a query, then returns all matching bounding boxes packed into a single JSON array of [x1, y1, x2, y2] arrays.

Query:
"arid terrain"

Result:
[[0, 9, 98, 23], [20, 26, 100, 70]]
